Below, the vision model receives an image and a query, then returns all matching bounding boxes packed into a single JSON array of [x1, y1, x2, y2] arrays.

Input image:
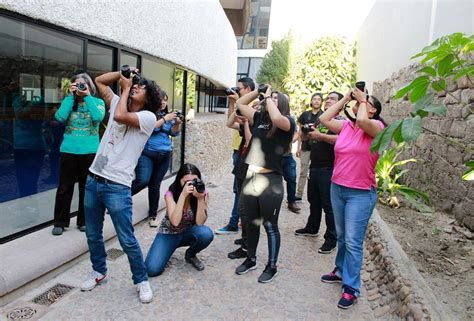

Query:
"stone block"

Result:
[[444, 89, 461, 105], [399, 285, 411, 301], [461, 104, 473, 118], [367, 288, 379, 297], [368, 293, 382, 301], [457, 76, 472, 89], [461, 88, 474, 104], [374, 305, 390, 317]]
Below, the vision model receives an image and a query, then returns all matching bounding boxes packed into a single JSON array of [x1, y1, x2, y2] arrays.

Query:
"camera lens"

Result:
[[258, 84, 268, 94], [77, 83, 86, 91], [121, 65, 131, 78]]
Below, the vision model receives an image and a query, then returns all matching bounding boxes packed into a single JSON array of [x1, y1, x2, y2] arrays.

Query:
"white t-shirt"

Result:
[[89, 95, 156, 187]]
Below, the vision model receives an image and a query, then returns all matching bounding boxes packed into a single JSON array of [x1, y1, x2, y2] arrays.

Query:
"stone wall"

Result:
[[362, 211, 450, 320], [184, 113, 233, 181], [372, 65, 474, 230]]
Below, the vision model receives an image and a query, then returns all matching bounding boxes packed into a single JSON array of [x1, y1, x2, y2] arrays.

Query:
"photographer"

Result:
[[319, 86, 385, 309], [215, 77, 254, 236], [81, 67, 160, 304], [294, 92, 343, 256], [234, 84, 296, 283], [274, 92, 300, 214], [52, 73, 105, 235], [295, 93, 324, 201], [145, 163, 213, 276], [131, 91, 182, 228]]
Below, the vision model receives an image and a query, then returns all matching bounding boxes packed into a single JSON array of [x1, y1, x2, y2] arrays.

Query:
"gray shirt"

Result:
[[89, 95, 156, 187]]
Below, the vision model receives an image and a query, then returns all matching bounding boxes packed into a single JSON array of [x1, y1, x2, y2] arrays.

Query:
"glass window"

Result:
[[0, 15, 84, 240], [171, 68, 185, 173], [87, 42, 114, 80], [120, 51, 138, 69], [142, 57, 179, 174]]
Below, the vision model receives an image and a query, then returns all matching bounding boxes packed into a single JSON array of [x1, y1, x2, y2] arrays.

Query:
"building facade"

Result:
[[0, 0, 237, 243]]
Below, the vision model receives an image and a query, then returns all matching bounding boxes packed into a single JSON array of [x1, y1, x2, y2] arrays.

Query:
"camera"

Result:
[[121, 64, 141, 85], [77, 83, 87, 91], [257, 84, 268, 101], [225, 87, 240, 96], [174, 111, 184, 121], [351, 81, 366, 100], [190, 178, 205, 193], [301, 123, 315, 134]]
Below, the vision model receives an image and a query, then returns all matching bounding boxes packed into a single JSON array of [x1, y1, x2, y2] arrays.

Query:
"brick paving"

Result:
[[3, 162, 396, 320]]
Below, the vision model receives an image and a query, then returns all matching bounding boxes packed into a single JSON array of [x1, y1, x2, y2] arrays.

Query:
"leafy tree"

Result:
[[256, 34, 291, 91], [370, 32, 474, 180], [283, 36, 356, 114]]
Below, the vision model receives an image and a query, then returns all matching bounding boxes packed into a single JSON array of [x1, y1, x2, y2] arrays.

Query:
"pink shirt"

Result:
[[332, 120, 384, 190]]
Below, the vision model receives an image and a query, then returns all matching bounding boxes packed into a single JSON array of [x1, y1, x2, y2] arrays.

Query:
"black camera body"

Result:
[[301, 123, 315, 134], [121, 64, 141, 85], [351, 81, 366, 100], [191, 178, 205, 193], [225, 87, 240, 96], [175, 111, 184, 121], [77, 83, 87, 91], [258, 84, 268, 94]]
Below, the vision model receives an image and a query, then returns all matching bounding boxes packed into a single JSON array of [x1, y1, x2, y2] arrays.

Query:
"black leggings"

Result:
[[241, 170, 284, 267]]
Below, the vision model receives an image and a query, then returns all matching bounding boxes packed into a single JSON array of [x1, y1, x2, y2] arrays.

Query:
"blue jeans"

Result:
[[281, 154, 297, 203], [145, 225, 214, 276], [84, 176, 148, 284], [131, 149, 171, 218], [228, 150, 240, 228], [331, 183, 377, 295]]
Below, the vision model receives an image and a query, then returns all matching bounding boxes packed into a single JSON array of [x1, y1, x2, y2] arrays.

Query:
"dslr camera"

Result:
[[190, 178, 205, 193], [76, 83, 87, 91], [174, 111, 184, 121], [301, 123, 314, 134], [257, 84, 268, 101], [351, 81, 367, 100], [225, 87, 240, 96], [121, 65, 141, 85]]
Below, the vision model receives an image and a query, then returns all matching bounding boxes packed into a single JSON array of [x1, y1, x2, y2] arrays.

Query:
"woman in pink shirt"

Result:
[[318, 87, 385, 309]]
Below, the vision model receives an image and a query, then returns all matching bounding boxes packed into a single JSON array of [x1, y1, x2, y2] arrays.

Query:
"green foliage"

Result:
[[371, 32, 474, 180], [256, 35, 291, 91], [174, 69, 196, 109], [283, 36, 356, 114], [462, 160, 474, 180], [376, 143, 432, 213]]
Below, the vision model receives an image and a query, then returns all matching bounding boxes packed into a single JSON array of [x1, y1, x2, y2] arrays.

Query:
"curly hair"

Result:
[[137, 78, 162, 114]]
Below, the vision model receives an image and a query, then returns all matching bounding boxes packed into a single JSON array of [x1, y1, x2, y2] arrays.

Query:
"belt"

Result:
[[89, 172, 122, 185]]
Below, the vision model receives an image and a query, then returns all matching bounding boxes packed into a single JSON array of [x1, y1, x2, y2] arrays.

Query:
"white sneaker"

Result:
[[80, 271, 109, 291], [137, 280, 153, 303], [148, 217, 159, 228]]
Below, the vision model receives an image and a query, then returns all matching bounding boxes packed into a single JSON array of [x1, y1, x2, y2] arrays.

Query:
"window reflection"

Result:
[[0, 15, 83, 238]]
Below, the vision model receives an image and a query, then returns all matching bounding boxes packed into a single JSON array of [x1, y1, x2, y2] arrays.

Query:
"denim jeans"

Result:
[[228, 150, 240, 228], [281, 154, 297, 203], [84, 175, 148, 284], [131, 149, 171, 218], [145, 225, 214, 276], [331, 183, 377, 295], [306, 167, 337, 247]]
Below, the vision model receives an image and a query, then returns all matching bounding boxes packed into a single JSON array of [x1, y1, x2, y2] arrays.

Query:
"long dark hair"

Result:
[[71, 73, 96, 112], [344, 95, 387, 126], [168, 163, 202, 217], [265, 91, 290, 138]]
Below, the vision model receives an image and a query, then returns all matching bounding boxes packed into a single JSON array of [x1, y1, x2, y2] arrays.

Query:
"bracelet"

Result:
[[360, 100, 368, 104], [264, 96, 272, 100]]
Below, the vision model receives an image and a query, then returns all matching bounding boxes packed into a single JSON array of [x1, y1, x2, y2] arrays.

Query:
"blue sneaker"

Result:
[[214, 225, 238, 235]]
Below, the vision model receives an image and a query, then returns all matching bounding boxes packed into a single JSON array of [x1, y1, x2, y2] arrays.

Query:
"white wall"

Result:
[[356, 0, 474, 91], [0, 0, 237, 87]]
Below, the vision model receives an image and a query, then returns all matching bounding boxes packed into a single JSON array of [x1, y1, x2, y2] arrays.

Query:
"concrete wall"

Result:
[[0, 0, 237, 88], [372, 66, 474, 230], [357, 0, 473, 91]]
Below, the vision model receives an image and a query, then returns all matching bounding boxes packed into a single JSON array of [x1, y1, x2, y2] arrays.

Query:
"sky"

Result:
[[268, 0, 377, 45]]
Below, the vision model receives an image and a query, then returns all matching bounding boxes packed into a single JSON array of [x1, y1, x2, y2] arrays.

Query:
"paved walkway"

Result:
[[2, 163, 393, 320]]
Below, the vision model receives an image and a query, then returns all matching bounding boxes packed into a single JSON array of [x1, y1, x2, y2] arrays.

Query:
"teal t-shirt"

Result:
[[55, 95, 105, 154]]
